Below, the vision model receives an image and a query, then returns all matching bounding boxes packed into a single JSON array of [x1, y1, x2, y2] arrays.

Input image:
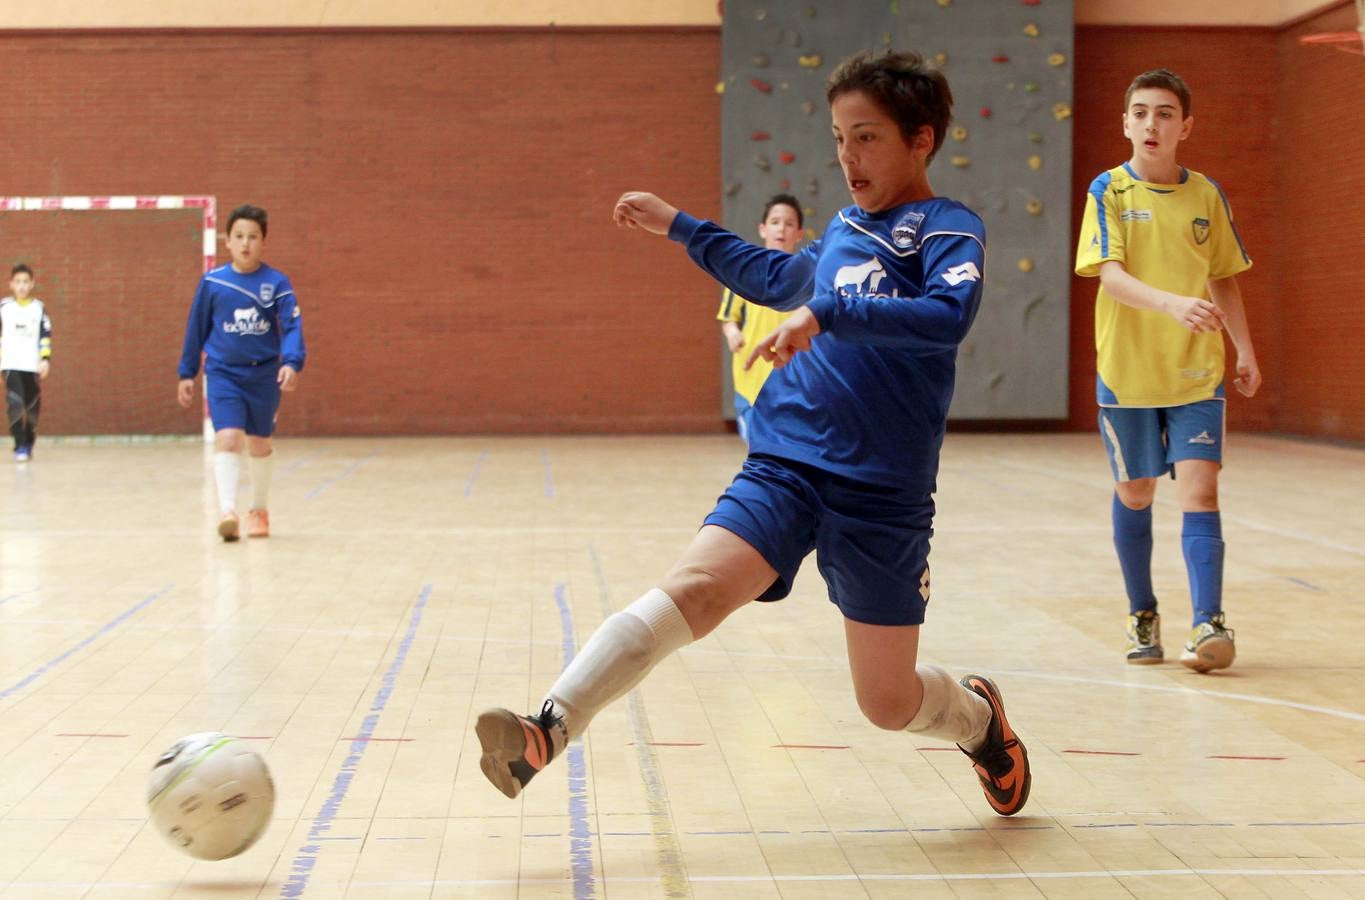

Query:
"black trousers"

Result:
[[4, 369, 41, 450]]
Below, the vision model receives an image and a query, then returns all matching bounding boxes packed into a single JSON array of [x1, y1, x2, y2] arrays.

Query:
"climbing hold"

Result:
[[1028, 131, 1043, 143], [751, 131, 770, 141], [1017, 258, 1035, 273], [715, 81, 726, 94], [1027, 154, 1043, 171], [1048, 52, 1067, 67], [798, 54, 823, 68], [934, 52, 949, 66], [753, 53, 770, 68], [1026, 198, 1043, 216], [951, 155, 971, 168], [806, 180, 818, 196], [755, 8, 767, 20], [980, 107, 993, 118], [1023, 23, 1039, 37], [1052, 102, 1072, 121], [800, 100, 817, 116], [881, 32, 893, 45], [725, 181, 742, 197], [992, 54, 1010, 64], [1024, 82, 1040, 93], [755, 155, 772, 172], [937, 0, 951, 6], [779, 151, 797, 165], [951, 125, 968, 142], [751, 78, 773, 93], [804, 205, 815, 219], [806, 5, 817, 16]]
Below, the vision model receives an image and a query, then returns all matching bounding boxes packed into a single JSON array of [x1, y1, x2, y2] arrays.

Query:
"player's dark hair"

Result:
[[826, 50, 953, 164], [1125, 69, 1191, 118], [227, 204, 269, 239], [10, 264, 33, 278], [762, 193, 804, 229]]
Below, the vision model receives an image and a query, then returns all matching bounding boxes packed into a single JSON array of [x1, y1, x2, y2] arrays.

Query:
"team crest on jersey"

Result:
[[1191, 217, 1210, 245], [258, 283, 276, 307], [891, 211, 925, 248]]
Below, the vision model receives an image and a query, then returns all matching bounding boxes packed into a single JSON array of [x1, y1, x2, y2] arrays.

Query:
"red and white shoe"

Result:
[[246, 509, 270, 538]]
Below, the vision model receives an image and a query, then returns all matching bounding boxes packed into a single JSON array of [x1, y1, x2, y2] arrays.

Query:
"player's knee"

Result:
[[659, 564, 748, 639], [1115, 478, 1156, 509], [856, 692, 914, 731], [215, 432, 245, 453]]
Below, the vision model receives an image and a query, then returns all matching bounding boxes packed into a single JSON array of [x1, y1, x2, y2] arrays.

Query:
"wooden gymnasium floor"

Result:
[[0, 433, 1362, 899]]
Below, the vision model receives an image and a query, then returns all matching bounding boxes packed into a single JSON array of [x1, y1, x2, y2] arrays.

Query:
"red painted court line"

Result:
[[341, 737, 415, 742], [55, 733, 128, 738], [775, 744, 850, 750], [1064, 749, 1142, 756], [1207, 755, 1286, 761], [636, 741, 704, 747]]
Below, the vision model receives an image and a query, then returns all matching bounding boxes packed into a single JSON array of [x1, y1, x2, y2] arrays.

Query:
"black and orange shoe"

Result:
[[475, 700, 565, 799], [958, 674, 1031, 816]]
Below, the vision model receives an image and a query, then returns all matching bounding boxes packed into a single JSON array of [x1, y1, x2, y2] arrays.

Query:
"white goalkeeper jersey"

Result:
[[0, 297, 52, 373]]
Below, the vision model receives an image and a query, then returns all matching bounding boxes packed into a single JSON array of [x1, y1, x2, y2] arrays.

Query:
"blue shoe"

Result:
[[14, 448, 30, 462]]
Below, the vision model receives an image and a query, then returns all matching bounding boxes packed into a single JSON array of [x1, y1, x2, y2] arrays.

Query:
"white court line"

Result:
[[9, 866, 1365, 891]]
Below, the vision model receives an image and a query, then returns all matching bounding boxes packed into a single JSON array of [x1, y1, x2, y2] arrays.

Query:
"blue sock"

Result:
[[1182, 511, 1224, 625], [1112, 494, 1157, 614]]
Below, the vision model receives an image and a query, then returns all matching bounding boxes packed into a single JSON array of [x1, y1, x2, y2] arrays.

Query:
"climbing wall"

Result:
[[719, 0, 1073, 419]]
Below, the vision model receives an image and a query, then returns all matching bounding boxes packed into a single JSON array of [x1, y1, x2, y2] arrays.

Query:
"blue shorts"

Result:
[[1098, 400, 1225, 481], [704, 454, 935, 626], [206, 366, 281, 437]]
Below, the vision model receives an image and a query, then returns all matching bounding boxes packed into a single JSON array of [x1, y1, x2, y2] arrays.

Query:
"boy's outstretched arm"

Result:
[[1098, 261, 1227, 333], [613, 191, 817, 311], [1207, 275, 1261, 397]]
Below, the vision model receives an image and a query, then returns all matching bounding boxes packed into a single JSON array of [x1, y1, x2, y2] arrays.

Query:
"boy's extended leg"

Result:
[[1113, 485, 1163, 663], [475, 525, 775, 798], [846, 620, 1031, 816], [21, 375, 39, 453]]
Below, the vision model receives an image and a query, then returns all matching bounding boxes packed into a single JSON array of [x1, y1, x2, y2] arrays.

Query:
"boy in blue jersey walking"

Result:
[[1075, 70, 1260, 672], [177, 205, 306, 542], [476, 50, 1031, 817]]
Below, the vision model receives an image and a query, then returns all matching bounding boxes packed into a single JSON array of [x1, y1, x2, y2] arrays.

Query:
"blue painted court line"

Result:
[[281, 449, 327, 474], [304, 450, 380, 500], [464, 451, 488, 497], [280, 583, 432, 899], [1282, 576, 1324, 592], [0, 587, 40, 607], [0, 586, 171, 701], [553, 582, 595, 899], [542, 448, 555, 498]]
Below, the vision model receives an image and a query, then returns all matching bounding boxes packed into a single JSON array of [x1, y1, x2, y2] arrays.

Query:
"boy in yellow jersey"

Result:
[[717, 194, 804, 442], [1075, 69, 1261, 672]]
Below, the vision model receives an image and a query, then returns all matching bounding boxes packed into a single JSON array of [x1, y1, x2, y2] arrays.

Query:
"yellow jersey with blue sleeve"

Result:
[[1075, 163, 1251, 407], [716, 288, 792, 405]]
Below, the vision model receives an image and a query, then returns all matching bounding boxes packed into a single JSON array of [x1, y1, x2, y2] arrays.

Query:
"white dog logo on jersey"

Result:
[[834, 257, 888, 297], [225, 306, 272, 336]]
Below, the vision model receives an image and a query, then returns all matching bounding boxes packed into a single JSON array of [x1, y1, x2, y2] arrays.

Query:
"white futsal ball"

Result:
[[147, 732, 275, 860]]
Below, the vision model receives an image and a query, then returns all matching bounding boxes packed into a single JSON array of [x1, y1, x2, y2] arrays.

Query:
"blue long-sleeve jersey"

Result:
[[178, 262, 306, 379], [670, 199, 985, 492]]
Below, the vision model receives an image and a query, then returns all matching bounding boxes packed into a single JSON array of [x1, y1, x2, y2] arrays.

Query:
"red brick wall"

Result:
[[1275, 4, 1365, 442], [0, 29, 723, 435], [3, 21, 1361, 439]]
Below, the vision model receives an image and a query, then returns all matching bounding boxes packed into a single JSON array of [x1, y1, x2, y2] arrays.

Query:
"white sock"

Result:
[[905, 664, 993, 751], [544, 588, 694, 748], [249, 454, 274, 510], [213, 452, 240, 515]]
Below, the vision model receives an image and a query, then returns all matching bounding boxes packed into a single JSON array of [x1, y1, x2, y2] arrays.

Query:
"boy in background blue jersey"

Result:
[[1075, 70, 1260, 672], [177, 205, 306, 542], [476, 50, 1031, 817]]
